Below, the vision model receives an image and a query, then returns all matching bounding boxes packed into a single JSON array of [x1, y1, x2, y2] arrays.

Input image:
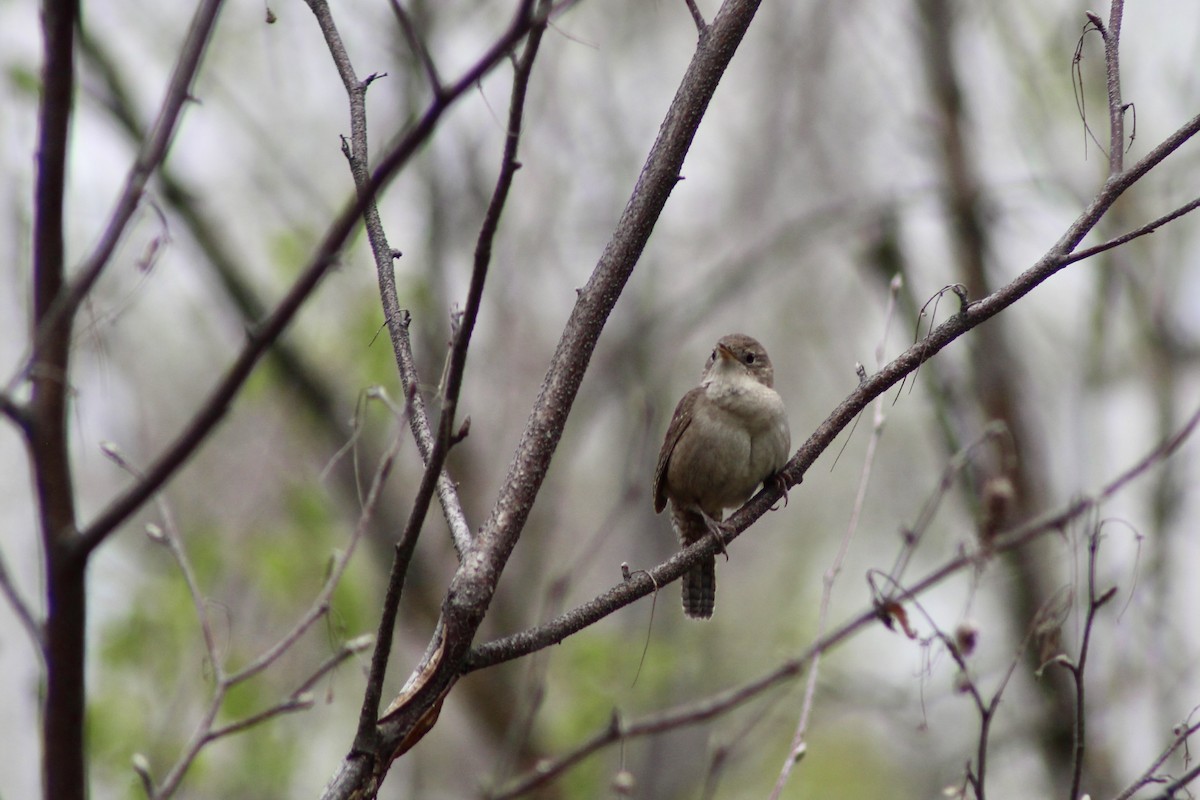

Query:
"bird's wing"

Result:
[[653, 387, 702, 513]]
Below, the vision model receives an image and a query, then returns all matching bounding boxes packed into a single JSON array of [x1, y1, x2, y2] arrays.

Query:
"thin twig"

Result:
[[391, 316, 474, 556], [684, 0, 707, 35], [1142, 762, 1200, 800], [229, 431, 402, 686], [768, 275, 902, 800], [1055, 196, 1200, 269], [0, 549, 44, 657], [204, 636, 370, 742], [1102, 0, 1126, 174], [1112, 718, 1200, 800], [304, 0, 474, 559], [883, 423, 1008, 596], [101, 441, 223, 677], [490, 661, 805, 800], [388, 0, 443, 94], [1064, 528, 1119, 800]]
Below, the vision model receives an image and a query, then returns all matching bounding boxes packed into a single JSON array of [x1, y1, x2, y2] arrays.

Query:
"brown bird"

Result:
[[653, 334, 791, 618]]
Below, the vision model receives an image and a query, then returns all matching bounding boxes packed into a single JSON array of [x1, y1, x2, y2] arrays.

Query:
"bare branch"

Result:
[[305, 0, 475, 560], [468, 402, 1200, 672], [490, 662, 805, 800], [1113, 717, 1200, 800], [388, 0, 443, 94], [1141, 762, 1200, 800], [389, 315, 474, 556], [684, 0, 707, 36], [1064, 528, 1118, 800], [1102, 0, 1127, 173], [0, 548, 44, 658], [203, 636, 370, 743], [1057, 196, 1200, 268]]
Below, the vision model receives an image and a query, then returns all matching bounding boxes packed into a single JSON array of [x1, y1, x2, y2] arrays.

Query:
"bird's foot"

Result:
[[767, 471, 790, 510], [702, 514, 730, 561]]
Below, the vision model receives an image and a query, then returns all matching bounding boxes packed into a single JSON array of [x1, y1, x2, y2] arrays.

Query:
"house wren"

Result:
[[653, 333, 791, 619]]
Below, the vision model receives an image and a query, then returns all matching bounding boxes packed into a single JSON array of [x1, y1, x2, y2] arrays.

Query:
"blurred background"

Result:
[[2, 0, 1200, 797]]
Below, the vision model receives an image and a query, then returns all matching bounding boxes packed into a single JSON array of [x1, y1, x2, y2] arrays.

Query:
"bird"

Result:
[[653, 333, 791, 618]]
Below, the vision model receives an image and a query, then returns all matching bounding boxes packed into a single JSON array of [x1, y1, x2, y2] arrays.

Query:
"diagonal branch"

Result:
[[467, 381, 1200, 674], [0, 549, 44, 658], [388, 0, 443, 94], [486, 406, 1200, 798], [460, 51, 1200, 684], [301, 0, 473, 556], [1112, 718, 1200, 800], [18, 0, 226, 392]]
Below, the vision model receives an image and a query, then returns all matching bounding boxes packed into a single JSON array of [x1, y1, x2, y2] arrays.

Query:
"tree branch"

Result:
[[135, 426, 400, 800], [1064, 529, 1118, 800], [0, 548, 44, 658], [31, 0, 84, 795], [1101, 0, 1126, 173], [468, 400, 1200, 672], [387, 0, 442, 95], [1112, 718, 1200, 800]]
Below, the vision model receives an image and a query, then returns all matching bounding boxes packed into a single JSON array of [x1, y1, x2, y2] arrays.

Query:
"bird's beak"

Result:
[[716, 343, 736, 361]]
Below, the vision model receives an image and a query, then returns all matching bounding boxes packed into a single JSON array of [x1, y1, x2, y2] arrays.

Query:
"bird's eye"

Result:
[[711, 349, 717, 360], [744, 353, 756, 364]]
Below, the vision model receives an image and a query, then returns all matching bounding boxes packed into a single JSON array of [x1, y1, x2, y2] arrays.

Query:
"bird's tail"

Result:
[[673, 507, 717, 619]]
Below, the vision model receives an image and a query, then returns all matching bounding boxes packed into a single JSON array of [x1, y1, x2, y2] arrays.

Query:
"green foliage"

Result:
[[746, 725, 899, 800], [87, 481, 362, 797], [268, 228, 318, 283], [346, 293, 406, 389], [247, 484, 336, 606], [91, 564, 206, 797], [536, 626, 682, 796], [5, 63, 39, 97]]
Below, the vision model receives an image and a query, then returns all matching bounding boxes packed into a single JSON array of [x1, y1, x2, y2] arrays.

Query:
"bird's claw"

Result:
[[702, 515, 730, 561], [768, 472, 790, 510]]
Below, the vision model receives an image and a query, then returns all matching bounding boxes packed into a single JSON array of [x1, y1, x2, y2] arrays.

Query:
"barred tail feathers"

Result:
[[672, 506, 717, 619]]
